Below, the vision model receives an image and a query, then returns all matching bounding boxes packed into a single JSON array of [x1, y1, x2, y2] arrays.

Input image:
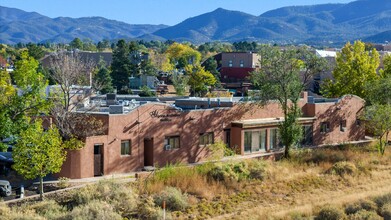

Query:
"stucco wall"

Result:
[[58, 94, 365, 179]]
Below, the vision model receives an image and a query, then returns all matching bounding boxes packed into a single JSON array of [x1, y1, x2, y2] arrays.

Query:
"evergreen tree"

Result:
[[111, 40, 131, 92], [94, 58, 114, 94], [69, 38, 83, 50]]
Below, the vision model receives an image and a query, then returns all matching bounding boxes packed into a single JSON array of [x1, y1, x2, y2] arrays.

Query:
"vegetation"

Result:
[[111, 39, 131, 92], [0, 51, 49, 150], [322, 40, 380, 99], [13, 119, 65, 200], [3, 144, 391, 219], [251, 45, 327, 158], [93, 58, 114, 94]]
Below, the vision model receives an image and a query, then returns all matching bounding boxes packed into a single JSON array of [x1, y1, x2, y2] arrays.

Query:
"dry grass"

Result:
[[140, 164, 230, 201], [4, 144, 391, 220], [214, 145, 391, 219]]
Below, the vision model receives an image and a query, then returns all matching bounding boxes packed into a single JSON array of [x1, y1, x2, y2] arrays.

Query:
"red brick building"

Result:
[[213, 52, 260, 82], [58, 93, 365, 179]]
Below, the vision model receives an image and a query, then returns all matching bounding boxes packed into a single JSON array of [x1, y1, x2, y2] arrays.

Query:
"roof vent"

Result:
[[109, 105, 124, 114]]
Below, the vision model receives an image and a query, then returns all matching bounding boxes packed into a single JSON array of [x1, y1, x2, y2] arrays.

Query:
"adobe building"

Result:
[[209, 52, 260, 96], [58, 93, 365, 179]]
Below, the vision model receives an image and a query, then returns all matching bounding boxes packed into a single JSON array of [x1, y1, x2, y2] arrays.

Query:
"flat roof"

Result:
[[232, 117, 316, 128]]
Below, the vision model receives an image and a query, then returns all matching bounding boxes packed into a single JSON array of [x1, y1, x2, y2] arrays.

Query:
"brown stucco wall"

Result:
[[58, 94, 365, 179], [311, 95, 365, 145]]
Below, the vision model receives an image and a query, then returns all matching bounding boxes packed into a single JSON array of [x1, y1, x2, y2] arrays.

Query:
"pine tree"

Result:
[[111, 40, 131, 92]]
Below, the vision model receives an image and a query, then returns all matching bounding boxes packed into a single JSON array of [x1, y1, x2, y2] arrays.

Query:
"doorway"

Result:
[[144, 138, 154, 167], [94, 144, 103, 176]]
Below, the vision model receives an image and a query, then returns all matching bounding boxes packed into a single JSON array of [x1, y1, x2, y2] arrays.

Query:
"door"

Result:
[[94, 144, 103, 176], [144, 138, 154, 167]]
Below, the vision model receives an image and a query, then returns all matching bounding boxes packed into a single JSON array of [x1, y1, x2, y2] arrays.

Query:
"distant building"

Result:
[[213, 52, 260, 83], [40, 51, 113, 68]]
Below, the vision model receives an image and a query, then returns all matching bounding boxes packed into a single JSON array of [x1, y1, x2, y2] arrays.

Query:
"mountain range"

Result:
[[2, 0, 391, 45]]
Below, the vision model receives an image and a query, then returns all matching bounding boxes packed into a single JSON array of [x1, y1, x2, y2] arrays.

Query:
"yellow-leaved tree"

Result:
[[322, 40, 380, 99]]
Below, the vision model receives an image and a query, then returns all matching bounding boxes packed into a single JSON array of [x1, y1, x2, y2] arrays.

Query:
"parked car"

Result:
[[0, 180, 12, 197]]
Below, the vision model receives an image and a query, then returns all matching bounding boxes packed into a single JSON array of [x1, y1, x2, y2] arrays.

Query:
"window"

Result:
[[356, 119, 362, 126], [270, 128, 281, 150], [320, 122, 330, 133], [240, 60, 244, 67], [340, 120, 347, 132], [165, 136, 180, 150], [199, 132, 214, 145], [121, 140, 131, 155], [225, 130, 231, 147], [94, 144, 103, 155], [228, 60, 233, 67], [244, 130, 267, 153]]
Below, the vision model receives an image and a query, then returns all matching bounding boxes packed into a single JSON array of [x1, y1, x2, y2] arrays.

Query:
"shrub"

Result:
[[57, 177, 70, 189], [328, 161, 357, 177], [374, 193, 391, 208], [310, 149, 347, 164], [154, 187, 189, 211], [25, 199, 66, 219], [348, 210, 382, 220], [72, 180, 137, 217], [65, 200, 122, 220], [206, 141, 235, 160], [381, 203, 391, 220], [314, 205, 346, 220], [139, 85, 155, 97], [207, 163, 240, 182], [247, 159, 267, 181], [345, 199, 377, 215], [137, 195, 170, 220]]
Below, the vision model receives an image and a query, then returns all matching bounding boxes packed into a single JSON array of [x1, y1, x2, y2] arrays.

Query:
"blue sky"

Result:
[[1, 0, 353, 25]]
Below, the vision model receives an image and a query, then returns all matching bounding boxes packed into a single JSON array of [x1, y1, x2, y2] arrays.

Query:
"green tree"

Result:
[[13, 119, 65, 200], [322, 41, 380, 99], [138, 85, 155, 97], [380, 54, 391, 78], [82, 38, 97, 51], [171, 72, 189, 96], [251, 46, 327, 158], [0, 52, 48, 150], [93, 58, 114, 94], [111, 40, 131, 92], [69, 38, 83, 50], [186, 65, 216, 97], [364, 74, 391, 155], [26, 43, 45, 60], [364, 104, 391, 155], [97, 39, 110, 52], [202, 57, 219, 78]]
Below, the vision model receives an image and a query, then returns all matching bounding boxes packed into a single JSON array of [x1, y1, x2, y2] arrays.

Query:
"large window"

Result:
[[270, 128, 280, 150], [121, 140, 131, 155], [165, 136, 180, 150], [199, 132, 214, 146], [244, 130, 267, 153]]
